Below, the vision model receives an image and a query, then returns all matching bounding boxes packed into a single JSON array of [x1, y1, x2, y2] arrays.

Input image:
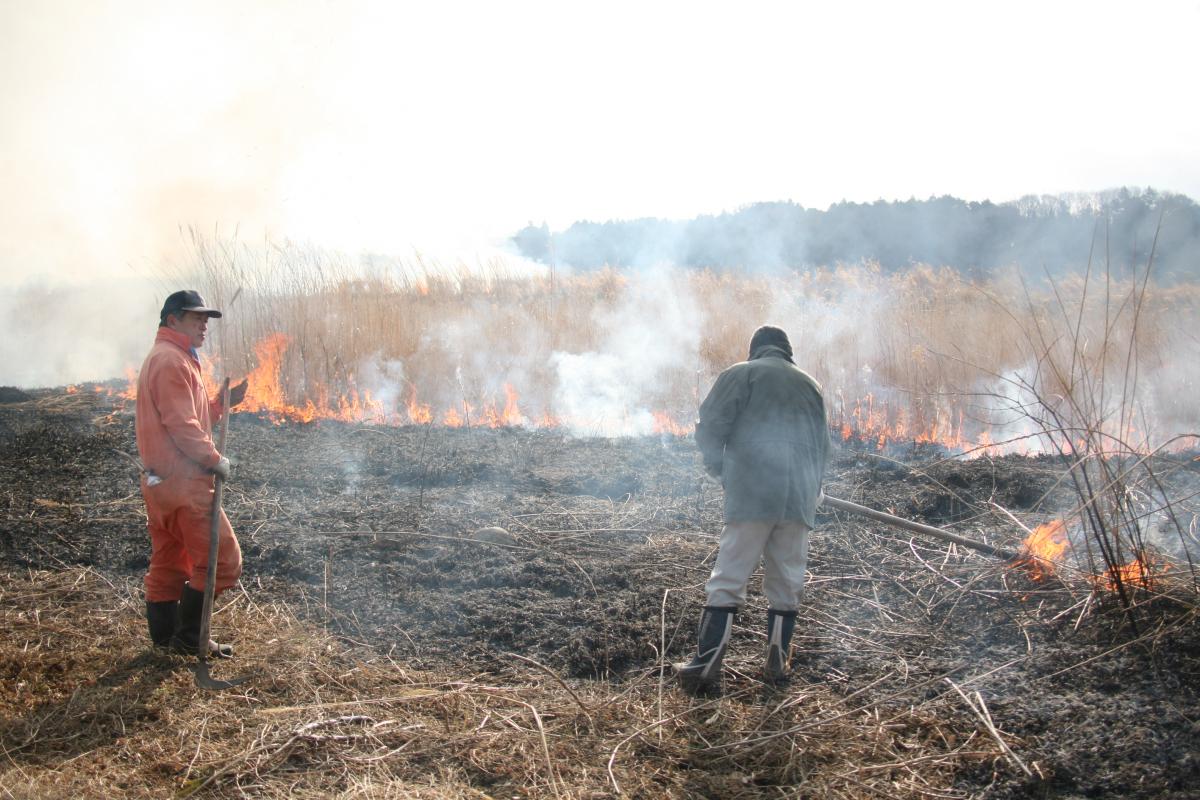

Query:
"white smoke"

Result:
[[551, 265, 701, 436], [0, 278, 159, 387], [549, 352, 654, 436], [356, 355, 408, 421]]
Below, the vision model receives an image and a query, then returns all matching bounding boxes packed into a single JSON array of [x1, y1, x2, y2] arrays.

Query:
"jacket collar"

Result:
[[749, 344, 795, 364], [155, 326, 201, 365]]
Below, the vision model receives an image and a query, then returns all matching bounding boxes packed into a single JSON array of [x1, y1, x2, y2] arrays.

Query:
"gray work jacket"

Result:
[[695, 345, 831, 527]]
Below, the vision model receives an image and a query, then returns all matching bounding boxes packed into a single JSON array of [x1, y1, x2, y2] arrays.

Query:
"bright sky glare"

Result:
[[2, 0, 1197, 287]]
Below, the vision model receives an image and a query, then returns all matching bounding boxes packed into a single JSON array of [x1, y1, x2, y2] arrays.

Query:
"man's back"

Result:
[[725, 353, 826, 446], [697, 344, 830, 527]]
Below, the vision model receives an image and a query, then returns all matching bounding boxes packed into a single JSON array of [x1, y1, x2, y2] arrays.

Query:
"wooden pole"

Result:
[[198, 377, 230, 665], [822, 494, 1019, 561]]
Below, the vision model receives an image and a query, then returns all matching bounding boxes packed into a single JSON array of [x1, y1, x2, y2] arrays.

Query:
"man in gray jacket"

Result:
[[676, 325, 831, 695]]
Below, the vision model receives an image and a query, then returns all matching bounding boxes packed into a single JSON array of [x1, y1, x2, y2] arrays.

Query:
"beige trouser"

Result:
[[705, 520, 811, 610]]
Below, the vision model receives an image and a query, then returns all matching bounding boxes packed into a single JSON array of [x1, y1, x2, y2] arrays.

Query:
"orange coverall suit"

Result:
[[135, 327, 242, 602]]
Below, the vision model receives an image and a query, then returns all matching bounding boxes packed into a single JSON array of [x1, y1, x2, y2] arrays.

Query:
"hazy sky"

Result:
[[2, 0, 1198, 287]]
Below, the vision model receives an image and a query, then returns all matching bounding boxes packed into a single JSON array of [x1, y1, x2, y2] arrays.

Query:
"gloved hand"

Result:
[[228, 378, 249, 408], [211, 456, 232, 481]]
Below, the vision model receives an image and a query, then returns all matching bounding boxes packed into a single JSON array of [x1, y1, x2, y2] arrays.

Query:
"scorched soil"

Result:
[[1, 387, 1198, 799]]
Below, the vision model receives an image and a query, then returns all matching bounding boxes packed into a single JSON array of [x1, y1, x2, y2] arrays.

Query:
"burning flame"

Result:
[[118, 367, 139, 402], [92, 332, 1184, 454], [830, 392, 1025, 456], [478, 384, 524, 428], [442, 402, 472, 427], [1090, 555, 1167, 593], [1013, 521, 1167, 593], [406, 387, 433, 425], [188, 334, 536, 429], [653, 411, 692, 436], [1016, 520, 1069, 581]]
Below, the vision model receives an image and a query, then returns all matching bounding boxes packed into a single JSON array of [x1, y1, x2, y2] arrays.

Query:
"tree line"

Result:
[[511, 188, 1200, 279]]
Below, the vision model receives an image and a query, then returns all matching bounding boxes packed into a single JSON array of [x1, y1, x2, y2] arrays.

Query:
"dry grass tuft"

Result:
[[0, 567, 1007, 799]]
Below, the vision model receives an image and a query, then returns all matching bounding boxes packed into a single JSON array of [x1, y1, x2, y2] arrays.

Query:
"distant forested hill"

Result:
[[511, 188, 1200, 278]]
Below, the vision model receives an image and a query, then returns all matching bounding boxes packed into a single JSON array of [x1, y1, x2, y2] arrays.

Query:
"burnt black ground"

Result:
[[2, 387, 1198, 799]]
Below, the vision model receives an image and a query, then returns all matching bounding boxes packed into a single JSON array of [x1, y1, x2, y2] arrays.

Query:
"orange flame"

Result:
[[830, 391, 1040, 457], [96, 337, 1182, 453], [653, 411, 692, 436], [119, 367, 139, 401], [100, 333, 693, 433], [479, 384, 524, 428], [1091, 556, 1167, 593], [443, 405, 464, 427], [406, 387, 433, 425], [1012, 521, 1172, 592], [238, 333, 291, 420], [229, 334, 382, 423], [1016, 520, 1069, 581]]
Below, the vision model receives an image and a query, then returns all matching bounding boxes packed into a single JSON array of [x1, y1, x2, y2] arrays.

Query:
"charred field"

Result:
[[2, 387, 1199, 799]]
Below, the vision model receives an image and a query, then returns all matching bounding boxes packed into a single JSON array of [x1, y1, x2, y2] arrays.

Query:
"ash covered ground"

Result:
[[2, 387, 1199, 799]]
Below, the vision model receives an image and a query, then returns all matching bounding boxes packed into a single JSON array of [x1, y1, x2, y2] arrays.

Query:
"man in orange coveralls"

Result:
[[136, 290, 247, 657]]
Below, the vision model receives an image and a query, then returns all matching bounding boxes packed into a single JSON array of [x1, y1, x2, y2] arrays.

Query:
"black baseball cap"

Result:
[[160, 290, 222, 322]]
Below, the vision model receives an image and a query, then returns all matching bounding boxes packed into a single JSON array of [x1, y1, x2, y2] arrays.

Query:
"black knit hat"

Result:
[[748, 325, 792, 359], [160, 290, 222, 325]]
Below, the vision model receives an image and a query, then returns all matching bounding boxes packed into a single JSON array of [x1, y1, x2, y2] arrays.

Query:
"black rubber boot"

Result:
[[172, 583, 234, 658], [675, 606, 736, 697], [146, 600, 178, 647], [764, 608, 797, 687]]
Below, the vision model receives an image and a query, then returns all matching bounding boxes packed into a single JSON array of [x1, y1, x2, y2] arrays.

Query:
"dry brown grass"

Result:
[[0, 567, 1007, 799], [152, 233, 1199, 452]]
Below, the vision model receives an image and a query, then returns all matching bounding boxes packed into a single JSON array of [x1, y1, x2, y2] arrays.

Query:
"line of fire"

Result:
[[66, 328, 1190, 598]]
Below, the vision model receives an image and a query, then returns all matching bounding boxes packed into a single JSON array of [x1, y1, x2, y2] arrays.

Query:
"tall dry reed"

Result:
[[164, 231, 1198, 454]]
